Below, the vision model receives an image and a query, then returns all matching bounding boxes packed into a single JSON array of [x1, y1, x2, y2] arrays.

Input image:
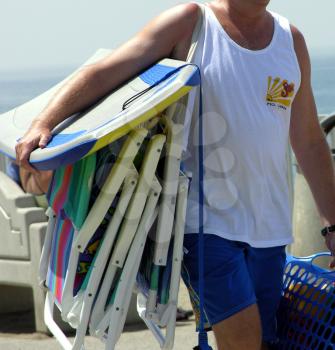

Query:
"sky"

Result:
[[1, 0, 335, 73]]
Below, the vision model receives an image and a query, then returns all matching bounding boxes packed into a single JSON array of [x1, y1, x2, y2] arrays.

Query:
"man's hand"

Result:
[[324, 234, 335, 268], [15, 121, 52, 173]]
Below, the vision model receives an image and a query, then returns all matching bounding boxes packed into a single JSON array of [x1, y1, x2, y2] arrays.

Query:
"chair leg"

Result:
[[30, 222, 48, 333], [32, 283, 48, 333]]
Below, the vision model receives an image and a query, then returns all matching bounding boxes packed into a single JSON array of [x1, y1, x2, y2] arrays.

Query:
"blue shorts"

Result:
[[181, 234, 286, 343]]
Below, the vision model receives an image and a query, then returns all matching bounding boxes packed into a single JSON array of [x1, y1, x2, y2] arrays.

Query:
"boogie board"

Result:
[[0, 49, 200, 170]]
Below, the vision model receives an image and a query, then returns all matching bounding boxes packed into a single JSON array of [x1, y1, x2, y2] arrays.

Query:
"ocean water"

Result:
[[0, 71, 70, 114], [0, 54, 334, 115], [311, 53, 335, 115]]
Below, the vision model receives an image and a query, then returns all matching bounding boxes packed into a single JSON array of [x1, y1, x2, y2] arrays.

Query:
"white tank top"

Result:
[[183, 5, 301, 247]]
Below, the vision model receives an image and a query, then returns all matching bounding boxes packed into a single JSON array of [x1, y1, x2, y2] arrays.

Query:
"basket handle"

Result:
[[287, 252, 335, 275]]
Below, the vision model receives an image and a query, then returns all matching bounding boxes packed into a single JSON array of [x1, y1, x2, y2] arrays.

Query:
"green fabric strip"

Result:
[[64, 153, 96, 229]]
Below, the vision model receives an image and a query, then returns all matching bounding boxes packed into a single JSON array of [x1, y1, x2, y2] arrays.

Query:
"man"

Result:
[[15, 1, 335, 349]]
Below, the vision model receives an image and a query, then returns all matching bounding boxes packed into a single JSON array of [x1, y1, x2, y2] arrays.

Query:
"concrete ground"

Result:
[[0, 283, 217, 350]]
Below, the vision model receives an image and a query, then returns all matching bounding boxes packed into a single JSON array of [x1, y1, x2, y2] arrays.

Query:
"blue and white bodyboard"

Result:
[[0, 49, 200, 170]]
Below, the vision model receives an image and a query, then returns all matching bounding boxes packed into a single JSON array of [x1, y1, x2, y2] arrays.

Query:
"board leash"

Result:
[[122, 64, 193, 111]]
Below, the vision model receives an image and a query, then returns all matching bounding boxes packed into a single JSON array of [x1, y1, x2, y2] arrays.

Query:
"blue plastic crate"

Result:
[[277, 253, 335, 350]]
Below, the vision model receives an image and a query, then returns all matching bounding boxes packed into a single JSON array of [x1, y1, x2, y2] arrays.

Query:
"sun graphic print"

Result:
[[266, 76, 295, 108]]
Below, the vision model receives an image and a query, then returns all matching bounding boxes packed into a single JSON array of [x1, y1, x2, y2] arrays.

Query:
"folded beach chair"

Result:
[[41, 110, 192, 350], [42, 127, 168, 350], [78, 131, 166, 343], [87, 116, 188, 350]]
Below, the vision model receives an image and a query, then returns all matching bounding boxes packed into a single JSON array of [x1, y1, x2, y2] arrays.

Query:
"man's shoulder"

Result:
[[289, 24, 309, 69], [161, 3, 200, 60], [290, 24, 305, 48], [146, 2, 200, 43], [165, 2, 200, 32], [287, 24, 312, 86], [175, 2, 200, 19]]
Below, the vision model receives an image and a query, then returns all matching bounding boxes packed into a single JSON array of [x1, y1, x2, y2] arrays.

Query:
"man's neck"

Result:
[[210, 0, 273, 50], [215, 0, 269, 23]]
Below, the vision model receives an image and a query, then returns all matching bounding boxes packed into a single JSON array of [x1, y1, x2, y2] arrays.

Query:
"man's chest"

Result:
[[222, 22, 274, 50]]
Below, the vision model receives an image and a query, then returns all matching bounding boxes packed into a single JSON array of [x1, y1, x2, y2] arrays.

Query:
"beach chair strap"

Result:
[[161, 3, 205, 138], [187, 4, 206, 62], [185, 4, 213, 350], [197, 80, 212, 350]]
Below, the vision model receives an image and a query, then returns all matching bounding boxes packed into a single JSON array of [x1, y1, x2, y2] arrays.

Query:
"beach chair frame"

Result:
[[136, 175, 189, 350], [90, 177, 162, 346]]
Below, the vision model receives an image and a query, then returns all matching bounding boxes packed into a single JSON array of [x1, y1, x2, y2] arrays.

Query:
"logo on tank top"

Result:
[[266, 76, 295, 110]]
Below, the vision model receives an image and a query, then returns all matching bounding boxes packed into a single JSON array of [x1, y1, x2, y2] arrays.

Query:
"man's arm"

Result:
[[290, 25, 335, 265], [15, 3, 199, 172]]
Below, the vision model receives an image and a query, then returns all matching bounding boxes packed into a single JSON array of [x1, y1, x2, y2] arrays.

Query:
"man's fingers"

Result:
[[15, 126, 51, 172], [15, 143, 24, 166], [20, 158, 38, 174], [329, 256, 335, 269], [17, 146, 38, 174], [39, 134, 51, 148]]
